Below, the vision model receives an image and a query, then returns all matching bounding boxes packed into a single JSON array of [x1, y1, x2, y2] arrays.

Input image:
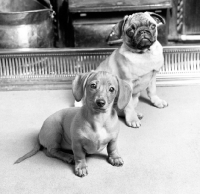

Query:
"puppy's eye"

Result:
[[126, 28, 134, 37], [150, 24, 156, 30], [109, 87, 115, 92], [90, 83, 97, 89]]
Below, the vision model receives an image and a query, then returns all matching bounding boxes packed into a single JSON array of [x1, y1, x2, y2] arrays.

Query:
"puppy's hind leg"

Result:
[[45, 147, 74, 164], [39, 121, 74, 164]]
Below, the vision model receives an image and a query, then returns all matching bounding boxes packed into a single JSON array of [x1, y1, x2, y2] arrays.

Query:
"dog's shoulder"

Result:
[[97, 48, 125, 73]]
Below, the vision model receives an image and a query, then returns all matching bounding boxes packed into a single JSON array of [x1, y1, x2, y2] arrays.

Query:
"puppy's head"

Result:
[[72, 71, 131, 112], [113, 12, 165, 51]]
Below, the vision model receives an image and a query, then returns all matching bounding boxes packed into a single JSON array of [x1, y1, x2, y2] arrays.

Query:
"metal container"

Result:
[[0, 0, 54, 48]]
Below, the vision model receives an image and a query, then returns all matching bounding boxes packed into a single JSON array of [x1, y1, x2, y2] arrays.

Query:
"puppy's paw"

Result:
[[126, 119, 141, 128], [75, 166, 88, 177], [75, 161, 88, 177], [75, 167, 88, 177], [153, 99, 168, 108], [108, 156, 124, 167], [150, 95, 168, 108], [125, 111, 142, 128]]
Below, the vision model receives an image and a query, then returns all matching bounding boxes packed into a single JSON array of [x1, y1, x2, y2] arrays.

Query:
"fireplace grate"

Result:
[[0, 46, 200, 90]]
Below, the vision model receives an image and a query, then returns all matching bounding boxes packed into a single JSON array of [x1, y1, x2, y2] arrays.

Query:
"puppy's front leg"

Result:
[[73, 143, 88, 177], [107, 139, 124, 167], [147, 73, 168, 108]]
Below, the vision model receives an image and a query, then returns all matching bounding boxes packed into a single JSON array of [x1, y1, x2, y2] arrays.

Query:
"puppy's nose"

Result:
[[140, 30, 150, 36], [96, 99, 106, 107], [140, 30, 147, 35]]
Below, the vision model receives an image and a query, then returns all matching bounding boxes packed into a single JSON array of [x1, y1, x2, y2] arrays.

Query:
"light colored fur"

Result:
[[14, 71, 131, 178], [97, 12, 168, 128]]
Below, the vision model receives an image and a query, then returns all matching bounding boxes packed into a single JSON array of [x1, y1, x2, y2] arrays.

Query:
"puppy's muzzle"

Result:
[[139, 30, 150, 36], [136, 29, 153, 49], [137, 29, 151, 41], [96, 99, 106, 108]]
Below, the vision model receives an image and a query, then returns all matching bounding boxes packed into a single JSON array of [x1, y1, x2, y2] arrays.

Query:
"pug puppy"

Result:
[[97, 12, 168, 128]]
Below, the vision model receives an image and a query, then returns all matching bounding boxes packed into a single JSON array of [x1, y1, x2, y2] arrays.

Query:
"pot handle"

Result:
[[48, 1, 56, 19], [41, 0, 55, 18]]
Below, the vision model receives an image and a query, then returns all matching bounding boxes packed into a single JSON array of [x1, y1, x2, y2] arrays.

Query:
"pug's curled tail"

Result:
[[14, 138, 41, 164]]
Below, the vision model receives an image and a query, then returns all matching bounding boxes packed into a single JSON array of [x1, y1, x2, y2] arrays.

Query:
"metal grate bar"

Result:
[[0, 46, 200, 87]]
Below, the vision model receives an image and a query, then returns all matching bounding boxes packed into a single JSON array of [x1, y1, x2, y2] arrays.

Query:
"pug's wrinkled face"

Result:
[[123, 13, 158, 50], [111, 12, 165, 51]]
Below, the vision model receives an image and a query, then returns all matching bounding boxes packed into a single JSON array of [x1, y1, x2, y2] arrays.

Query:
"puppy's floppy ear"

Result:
[[72, 71, 94, 102], [113, 15, 129, 38], [146, 12, 165, 26], [116, 77, 132, 110]]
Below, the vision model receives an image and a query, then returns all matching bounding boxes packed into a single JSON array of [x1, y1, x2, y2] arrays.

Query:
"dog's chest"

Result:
[[116, 42, 163, 79], [132, 71, 155, 94], [125, 51, 163, 77], [83, 127, 111, 154]]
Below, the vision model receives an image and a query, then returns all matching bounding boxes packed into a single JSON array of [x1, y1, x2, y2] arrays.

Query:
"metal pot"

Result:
[[0, 0, 54, 48]]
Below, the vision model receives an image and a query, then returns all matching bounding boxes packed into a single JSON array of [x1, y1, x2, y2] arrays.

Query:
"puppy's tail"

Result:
[[14, 138, 41, 164]]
